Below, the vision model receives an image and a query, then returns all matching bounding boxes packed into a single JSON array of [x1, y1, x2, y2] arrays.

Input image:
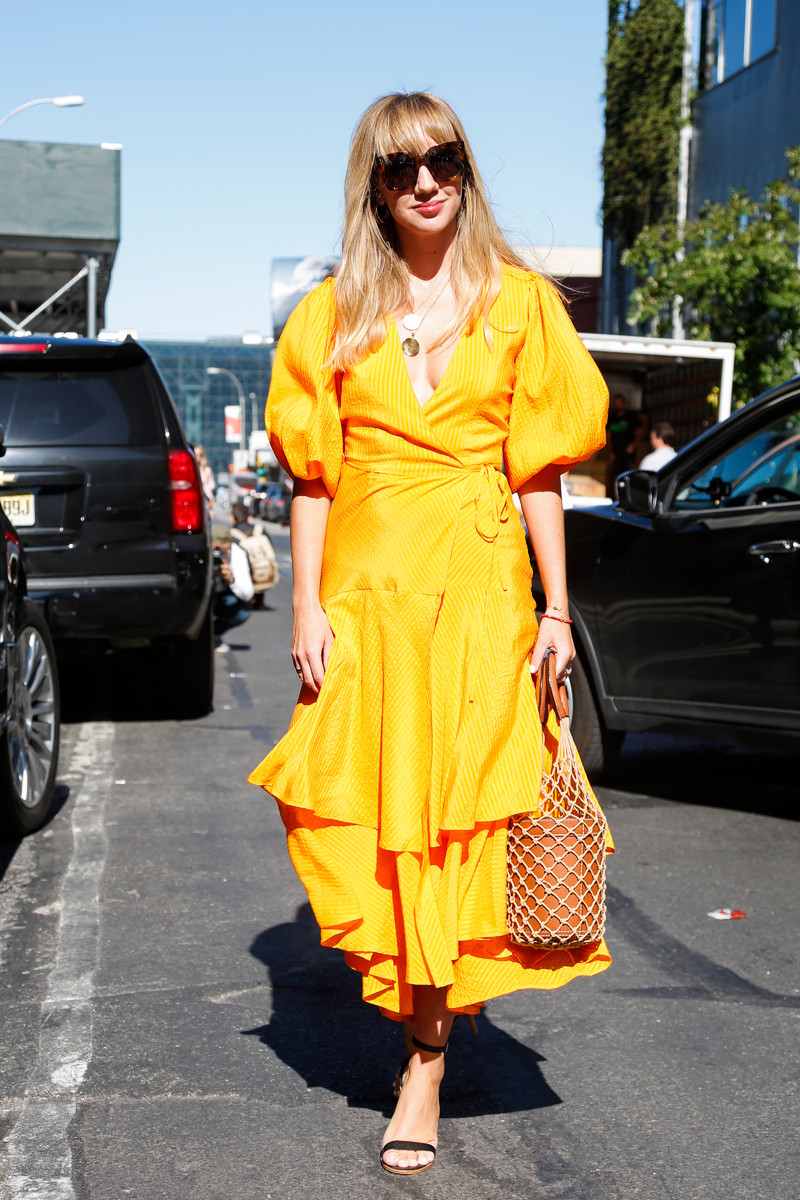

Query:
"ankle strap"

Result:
[[412, 1034, 448, 1055]]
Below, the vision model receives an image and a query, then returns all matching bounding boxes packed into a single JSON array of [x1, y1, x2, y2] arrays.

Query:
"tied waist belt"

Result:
[[342, 457, 511, 543]]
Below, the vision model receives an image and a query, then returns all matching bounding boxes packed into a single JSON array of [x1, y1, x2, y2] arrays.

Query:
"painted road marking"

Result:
[[4, 722, 114, 1200]]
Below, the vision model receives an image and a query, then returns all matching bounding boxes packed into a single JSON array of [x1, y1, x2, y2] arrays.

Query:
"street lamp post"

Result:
[[249, 392, 259, 446], [0, 95, 85, 129], [206, 366, 247, 454]]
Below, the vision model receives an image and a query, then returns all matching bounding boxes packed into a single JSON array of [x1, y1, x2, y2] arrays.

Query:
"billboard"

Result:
[[271, 256, 338, 343], [224, 405, 241, 444]]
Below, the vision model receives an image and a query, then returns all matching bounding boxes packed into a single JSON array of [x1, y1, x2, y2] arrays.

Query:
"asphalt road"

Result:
[[1, 525, 798, 1200]]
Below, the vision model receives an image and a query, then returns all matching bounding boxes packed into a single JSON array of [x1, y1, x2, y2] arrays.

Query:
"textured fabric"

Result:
[[249, 262, 613, 1019]]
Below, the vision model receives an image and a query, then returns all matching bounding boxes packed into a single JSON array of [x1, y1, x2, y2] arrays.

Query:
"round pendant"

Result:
[[401, 336, 420, 357], [401, 313, 421, 333]]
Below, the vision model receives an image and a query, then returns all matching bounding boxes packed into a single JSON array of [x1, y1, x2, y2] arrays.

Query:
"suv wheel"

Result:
[[0, 603, 60, 836], [162, 604, 214, 718], [568, 652, 624, 779]]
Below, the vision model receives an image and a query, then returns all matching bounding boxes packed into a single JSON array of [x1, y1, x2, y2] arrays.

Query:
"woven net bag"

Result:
[[507, 653, 608, 949]]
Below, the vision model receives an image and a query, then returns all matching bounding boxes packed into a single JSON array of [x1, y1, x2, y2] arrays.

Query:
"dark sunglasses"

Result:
[[374, 140, 468, 192]]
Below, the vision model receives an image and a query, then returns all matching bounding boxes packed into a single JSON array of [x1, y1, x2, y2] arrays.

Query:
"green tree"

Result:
[[624, 148, 800, 407], [603, 0, 684, 250]]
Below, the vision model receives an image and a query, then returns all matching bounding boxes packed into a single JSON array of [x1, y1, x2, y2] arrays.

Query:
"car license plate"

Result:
[[0, 493, 35, 527]]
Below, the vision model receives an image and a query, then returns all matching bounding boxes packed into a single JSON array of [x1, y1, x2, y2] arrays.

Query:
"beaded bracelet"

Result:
[[541, 612, 573, 626]]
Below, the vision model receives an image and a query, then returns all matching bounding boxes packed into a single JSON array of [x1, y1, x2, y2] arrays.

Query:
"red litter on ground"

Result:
[[707, 908, 747, 920]]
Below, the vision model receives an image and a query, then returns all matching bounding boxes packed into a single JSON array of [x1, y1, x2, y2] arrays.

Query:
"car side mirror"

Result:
[[0, 426, 6, 458], [616, 468, 657, 514]]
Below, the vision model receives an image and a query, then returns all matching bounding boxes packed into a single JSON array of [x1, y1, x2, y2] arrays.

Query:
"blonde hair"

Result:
[[327, 91, 531, 372]]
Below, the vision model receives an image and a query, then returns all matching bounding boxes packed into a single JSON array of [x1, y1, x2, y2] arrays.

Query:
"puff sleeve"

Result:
[[266, 278, 343, 498], [503, 274, 608, 492]]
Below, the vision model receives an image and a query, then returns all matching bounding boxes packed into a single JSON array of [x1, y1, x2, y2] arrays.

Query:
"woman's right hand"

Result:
[[291, 601, 335, 694]]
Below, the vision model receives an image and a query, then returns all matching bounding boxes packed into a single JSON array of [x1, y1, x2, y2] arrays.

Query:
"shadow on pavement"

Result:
[[0, 785, 70, 878], [0, 836, 19, 879], [244, 901, 561, 1117], [603, 731, 797, 820], [58, 644, 199, 725]]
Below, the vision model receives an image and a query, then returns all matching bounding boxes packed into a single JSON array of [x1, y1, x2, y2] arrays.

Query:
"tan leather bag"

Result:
[[506, 653, 608, 949]]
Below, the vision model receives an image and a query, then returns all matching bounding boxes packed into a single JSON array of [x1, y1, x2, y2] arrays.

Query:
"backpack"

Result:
[[230, 523, 279, 592]]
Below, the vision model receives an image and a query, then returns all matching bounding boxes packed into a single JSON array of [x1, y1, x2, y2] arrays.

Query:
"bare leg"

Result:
[[381, 985, 455, 1172]]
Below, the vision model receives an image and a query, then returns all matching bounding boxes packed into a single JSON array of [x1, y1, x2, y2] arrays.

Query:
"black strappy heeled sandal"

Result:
[[380, 1034, 448, 1177]]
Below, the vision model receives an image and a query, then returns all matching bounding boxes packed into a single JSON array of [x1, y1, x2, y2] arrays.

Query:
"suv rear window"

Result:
[[0, 363, 161, 446]]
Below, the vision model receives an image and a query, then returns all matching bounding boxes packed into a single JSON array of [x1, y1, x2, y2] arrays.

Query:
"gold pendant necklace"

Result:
[[400, 276, 450, 357]]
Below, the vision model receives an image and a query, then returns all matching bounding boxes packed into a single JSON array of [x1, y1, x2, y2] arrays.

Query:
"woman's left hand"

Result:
[[529, 615, 575, 682]]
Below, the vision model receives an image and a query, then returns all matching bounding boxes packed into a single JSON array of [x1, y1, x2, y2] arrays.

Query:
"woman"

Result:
[[193, 444, 216, 509], [249, 92, 613, 1176]]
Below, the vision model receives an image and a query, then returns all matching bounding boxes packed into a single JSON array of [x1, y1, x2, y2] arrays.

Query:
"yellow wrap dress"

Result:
[[248, 262, 614, 1020]]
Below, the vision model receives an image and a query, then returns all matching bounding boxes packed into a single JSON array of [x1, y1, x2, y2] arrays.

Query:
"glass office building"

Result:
[[143, 338, 272, 479]]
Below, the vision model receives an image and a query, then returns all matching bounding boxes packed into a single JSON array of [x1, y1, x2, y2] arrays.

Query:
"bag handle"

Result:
[[535, 650, 570, 724]]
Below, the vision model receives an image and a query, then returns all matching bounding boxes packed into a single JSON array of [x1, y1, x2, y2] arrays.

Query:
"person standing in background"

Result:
[[640, 421, 677, 471], [194, 445, 217, 508], [605, 392, 636, 493], [628, 412, 650, 467]]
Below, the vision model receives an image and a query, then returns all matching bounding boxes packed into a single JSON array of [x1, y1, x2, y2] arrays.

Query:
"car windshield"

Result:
[[0, 363, 161, 446]]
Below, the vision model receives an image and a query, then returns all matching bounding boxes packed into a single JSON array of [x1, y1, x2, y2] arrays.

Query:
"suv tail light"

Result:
[[0, 342, 49, 355], [168, 449, 203, 533]]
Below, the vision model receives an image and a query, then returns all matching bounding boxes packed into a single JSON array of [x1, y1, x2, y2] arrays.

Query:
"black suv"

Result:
[[0, 336, 213, 717]]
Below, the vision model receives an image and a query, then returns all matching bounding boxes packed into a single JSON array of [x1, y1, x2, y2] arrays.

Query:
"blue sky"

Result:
[[3, 2, 608, 338]]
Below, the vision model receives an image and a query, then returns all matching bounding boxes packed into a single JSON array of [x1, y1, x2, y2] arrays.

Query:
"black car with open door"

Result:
[[535, 378, 800, 775], [0, 337, 213, 718]]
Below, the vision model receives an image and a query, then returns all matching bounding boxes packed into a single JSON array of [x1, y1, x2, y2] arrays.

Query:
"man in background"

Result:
[[605, 392, 637, 493], [640, 421, 677, 472]]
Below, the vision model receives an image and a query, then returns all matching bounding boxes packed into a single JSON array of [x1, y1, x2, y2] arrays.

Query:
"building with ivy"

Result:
[[601, 0, 783, 334]]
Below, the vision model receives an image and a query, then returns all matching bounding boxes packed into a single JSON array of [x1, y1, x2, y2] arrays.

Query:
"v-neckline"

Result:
[[390, 318, 466, 412]]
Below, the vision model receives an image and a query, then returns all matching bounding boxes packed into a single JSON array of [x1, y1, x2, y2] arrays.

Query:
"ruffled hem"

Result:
[[252, 797, 612, 1020], [342, 938, 613, 1021]]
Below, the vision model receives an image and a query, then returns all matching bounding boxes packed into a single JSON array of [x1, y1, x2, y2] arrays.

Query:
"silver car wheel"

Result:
[[7, 626, 57, 809]]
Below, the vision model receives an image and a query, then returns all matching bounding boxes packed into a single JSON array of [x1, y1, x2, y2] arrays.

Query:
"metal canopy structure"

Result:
[[0, 139, 120, 335]]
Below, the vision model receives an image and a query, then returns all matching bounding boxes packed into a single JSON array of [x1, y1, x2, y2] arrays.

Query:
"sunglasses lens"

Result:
[[428, 146, 465, 183], [383, 155, 417, 191]]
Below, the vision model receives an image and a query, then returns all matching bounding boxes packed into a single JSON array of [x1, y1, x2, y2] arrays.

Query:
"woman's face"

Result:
[[375, 135, 463, 238]]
